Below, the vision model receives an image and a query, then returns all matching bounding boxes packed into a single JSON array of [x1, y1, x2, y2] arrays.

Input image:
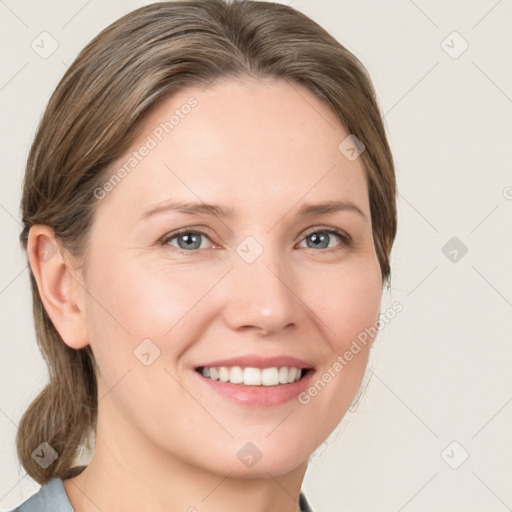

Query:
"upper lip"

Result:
[[196, 355, 315, 370]]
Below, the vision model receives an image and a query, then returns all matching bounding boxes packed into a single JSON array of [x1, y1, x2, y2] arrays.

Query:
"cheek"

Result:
[[83, 255, 226, 369], [306, 257, 383, 352], [86, 253, 205, 331], [297, 259, 382, 425]]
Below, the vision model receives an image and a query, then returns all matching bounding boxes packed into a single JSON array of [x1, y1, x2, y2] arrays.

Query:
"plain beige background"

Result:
[[1, 1, 511, 511]]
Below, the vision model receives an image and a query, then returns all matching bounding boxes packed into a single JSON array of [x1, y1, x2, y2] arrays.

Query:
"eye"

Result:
[[159, 226, 350, 253], [297, 228, 350, 251], [160, 229, 213, 251]]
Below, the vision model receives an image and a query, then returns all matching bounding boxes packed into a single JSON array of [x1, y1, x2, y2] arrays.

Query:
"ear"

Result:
[[27, 225, 89, 349]]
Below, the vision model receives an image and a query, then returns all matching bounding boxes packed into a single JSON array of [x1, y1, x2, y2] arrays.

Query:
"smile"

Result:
[[197, 366, 305, 386], [194, 355, 315, 406]]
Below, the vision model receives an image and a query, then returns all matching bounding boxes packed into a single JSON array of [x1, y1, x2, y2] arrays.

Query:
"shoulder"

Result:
[[8, 478, 74, 512]]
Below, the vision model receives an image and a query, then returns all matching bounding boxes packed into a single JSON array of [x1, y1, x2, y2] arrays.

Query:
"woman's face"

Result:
[[79, 78, 382, 477]]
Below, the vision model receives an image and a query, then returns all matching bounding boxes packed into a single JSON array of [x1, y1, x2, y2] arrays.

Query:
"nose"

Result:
[[222, 246, 299, 336]]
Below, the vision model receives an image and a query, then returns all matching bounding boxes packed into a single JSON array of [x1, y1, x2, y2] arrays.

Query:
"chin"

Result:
[[196, 432, 317, 478]]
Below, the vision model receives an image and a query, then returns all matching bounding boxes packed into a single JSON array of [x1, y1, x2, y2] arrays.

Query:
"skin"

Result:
[[28, 77, 383, 512]]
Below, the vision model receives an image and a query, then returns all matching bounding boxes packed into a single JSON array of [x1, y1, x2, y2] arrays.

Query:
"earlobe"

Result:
[[27, 225, 89, 350]]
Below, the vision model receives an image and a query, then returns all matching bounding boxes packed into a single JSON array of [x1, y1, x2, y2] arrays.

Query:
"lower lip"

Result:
[[194, 370, 315, 407]]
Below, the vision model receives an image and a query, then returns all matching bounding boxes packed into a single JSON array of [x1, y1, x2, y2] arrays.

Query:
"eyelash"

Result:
[[159, 226, 351, 254]]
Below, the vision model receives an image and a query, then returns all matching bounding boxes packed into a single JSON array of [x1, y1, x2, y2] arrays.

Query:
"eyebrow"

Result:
[[139, 199, 368, 222]]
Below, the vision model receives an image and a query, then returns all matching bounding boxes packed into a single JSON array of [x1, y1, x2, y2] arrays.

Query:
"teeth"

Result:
[[261, 367, 279, 386], [218, 367, 229, 382], [229, 366, 244, 384], [243, 367, 261, 386], [278, 366, 288, 384], [200, 366, 304, 386]]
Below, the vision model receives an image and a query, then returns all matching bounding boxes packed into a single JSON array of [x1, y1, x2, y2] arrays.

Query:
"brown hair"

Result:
[[16, 0, 396, 485]]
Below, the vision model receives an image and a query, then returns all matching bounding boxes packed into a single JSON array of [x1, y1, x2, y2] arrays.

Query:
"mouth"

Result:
[[193, 358, 315, 407], [195, 365, 312, 386]]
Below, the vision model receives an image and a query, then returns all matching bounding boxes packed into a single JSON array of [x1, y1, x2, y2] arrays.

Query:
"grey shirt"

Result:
[[9, 478, 314, 511], [9, 479, 74, 512]]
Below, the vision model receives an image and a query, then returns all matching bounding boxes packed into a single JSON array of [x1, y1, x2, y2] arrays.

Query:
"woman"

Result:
[[11, 1, 396, 510]]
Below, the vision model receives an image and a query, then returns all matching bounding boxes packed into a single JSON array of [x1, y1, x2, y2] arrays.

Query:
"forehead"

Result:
[[96, 78, 369, 221]]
